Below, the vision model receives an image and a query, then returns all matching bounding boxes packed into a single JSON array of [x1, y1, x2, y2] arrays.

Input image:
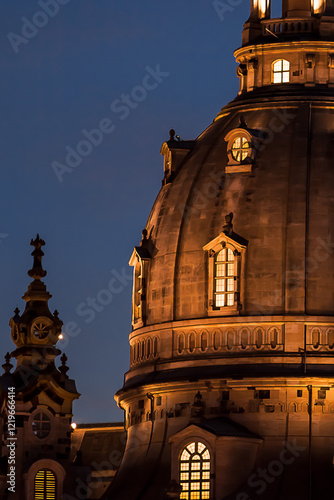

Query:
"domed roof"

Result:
[[143, 88, 334, 326]]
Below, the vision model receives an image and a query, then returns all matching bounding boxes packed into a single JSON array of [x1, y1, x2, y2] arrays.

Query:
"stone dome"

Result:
[[111, 2, 334, 499]]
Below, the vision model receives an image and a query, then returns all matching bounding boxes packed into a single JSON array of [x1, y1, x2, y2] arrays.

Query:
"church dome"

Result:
[[111, 2, 334, 499]]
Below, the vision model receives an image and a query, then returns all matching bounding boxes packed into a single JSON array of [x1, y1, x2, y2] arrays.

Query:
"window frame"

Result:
[[28, 407, 54, 443], [129, 248, 151, 330], [203, 233, 247, 317], [179, 441, 212, 500], [224, 128, 255, 173], [272, 59, 290, 84], [34, 469, 56, 500]]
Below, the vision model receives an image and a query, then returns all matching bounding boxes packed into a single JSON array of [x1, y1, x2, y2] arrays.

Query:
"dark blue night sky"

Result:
[[1, 1, 251, 423]]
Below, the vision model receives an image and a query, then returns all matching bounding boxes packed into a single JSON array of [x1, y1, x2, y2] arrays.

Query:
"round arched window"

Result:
[[32, 412, 51, 439], [231, 136, 250, 162], [179, 441, 211, 499], [35, 469, 56, 499]]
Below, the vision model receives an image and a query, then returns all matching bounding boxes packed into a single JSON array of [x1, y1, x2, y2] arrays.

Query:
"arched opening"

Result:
[[241, 329, 248, 349], [328, 329, 334, 349], [227, 331, 234, 350], [178, 333, 185, 354], [201, 332, 208, 352], [189, 332, 196, 353], [179, 442, 211, 499], [312, 328, 320, 349], [147, 338, 151, 357], [153, 337, 158, 357], [255, 328, 263, 349], [213, 330, 220, 351], [270, 328, 278, 349], [34, 469, 56, 500]]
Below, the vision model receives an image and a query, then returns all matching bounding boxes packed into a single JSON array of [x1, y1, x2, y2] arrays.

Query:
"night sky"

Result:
[[0, 1, 259, 423]]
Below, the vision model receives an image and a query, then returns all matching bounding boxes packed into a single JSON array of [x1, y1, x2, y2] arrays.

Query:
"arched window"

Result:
[[231, 136, 250, 162], [272, 59, 290, 83], [214, 248, 235, 307], [179, 442, 211, 500], [34, 469, 56, 500]]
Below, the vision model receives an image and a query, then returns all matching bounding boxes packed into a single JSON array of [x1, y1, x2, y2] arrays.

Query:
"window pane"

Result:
[[282, 72, 290, 82], [227, 279, 234, 292], [191, 483, 200, 490], [202, 450, 210, 459], [215, 294, 225, 307], [216, 249, 225, 261], [273, 60, 281, 71], [273, 73, 281, 83], [227, 294, 234, 306], [216, 264, 225, 276], [198, 442, 205, 453], [282, 60, 289, 70], [227, 264, 234, 276], [187, 443, 196, 453], [181, 450, 190, 460], [216, 279, 225, 292]]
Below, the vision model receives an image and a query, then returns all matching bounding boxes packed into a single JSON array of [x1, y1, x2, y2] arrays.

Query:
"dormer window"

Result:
[[203, 213, 247, 316], [272, 59, 290, 83], [129, 230, 151, 329], [160, 129, 195, 185], [224, 124, 257, 173]]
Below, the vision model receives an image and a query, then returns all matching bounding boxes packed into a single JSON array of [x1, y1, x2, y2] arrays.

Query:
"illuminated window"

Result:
[[32, 413, 51, 439], [214, 248, 235, 307], [272, 59, 290, 83], [179, 442, 211, 500], [34, 469, 56, 500], [231, 136, 250, 162]]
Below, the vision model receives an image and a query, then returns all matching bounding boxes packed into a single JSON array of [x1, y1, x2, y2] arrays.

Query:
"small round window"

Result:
[[231, 136, 250, 161], [32, 321, 49, 340], [32, 412, 51, 439]]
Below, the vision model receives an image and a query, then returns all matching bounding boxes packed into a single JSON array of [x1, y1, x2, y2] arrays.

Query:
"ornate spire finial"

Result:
[[223, 212, 234, 236], [169, 129, 175, 141], [59, 353, 69, 377], [140, 229, 148, 247], [2, 353, 13, 374], [28, 234, 47, 280], [239, 116, 247, 128]]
